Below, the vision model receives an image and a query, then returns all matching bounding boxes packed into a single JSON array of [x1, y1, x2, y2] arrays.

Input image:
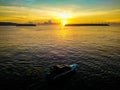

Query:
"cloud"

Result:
[[0, 5, 58, 22], [74, 8, 120, 17], [0, 5, 120, 23]]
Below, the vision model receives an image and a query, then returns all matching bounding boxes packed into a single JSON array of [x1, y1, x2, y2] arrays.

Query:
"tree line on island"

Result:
[[0, 22, 110, 26]]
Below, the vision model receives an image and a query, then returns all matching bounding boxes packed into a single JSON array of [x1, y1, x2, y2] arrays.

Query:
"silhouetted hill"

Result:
[[0, 22, 36, 26], [65, 24, 109, 26], [16, 24, 36, 26], [0, 22, 16, 26]]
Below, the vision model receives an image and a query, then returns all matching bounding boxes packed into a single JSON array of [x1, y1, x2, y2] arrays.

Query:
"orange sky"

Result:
[[0, 0, 120, 24]]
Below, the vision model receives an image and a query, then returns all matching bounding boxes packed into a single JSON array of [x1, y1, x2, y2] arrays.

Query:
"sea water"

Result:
[[0, 25, 120, 89]]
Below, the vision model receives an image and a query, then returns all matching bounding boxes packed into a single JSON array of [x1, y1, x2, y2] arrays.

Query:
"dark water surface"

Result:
[[0, 26, 120, 90]]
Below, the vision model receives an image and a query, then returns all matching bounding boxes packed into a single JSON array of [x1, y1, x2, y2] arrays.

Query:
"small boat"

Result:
[[46, 64, 78, 81]]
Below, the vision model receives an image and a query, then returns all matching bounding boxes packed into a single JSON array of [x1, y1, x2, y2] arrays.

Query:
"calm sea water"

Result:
[[0, 25, 120, 89], [0, 25, 120, 77]]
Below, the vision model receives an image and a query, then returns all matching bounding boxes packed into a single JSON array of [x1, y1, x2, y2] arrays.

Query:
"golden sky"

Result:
[[0, 0, 120, 24]]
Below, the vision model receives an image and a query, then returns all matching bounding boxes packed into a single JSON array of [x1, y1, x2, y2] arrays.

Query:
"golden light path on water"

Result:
[[0, 26, 119, 50]]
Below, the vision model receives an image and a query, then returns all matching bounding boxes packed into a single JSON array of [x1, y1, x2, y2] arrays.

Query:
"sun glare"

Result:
[[59, 13, 71, 19], [62, 20, 67, 26], [57, 13, 72, 26]]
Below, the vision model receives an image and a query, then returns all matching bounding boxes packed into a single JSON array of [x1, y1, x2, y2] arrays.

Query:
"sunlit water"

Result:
[[0, 26, 120, 87]]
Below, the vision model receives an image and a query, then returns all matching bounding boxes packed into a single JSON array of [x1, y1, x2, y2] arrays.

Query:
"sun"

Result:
[[62, 20, 67, 26], [57, 13, 72, 26], [58, 13, 71, 19]]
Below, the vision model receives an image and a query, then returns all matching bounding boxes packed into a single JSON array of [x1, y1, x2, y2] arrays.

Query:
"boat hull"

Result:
[[46, 64, 78, 82]]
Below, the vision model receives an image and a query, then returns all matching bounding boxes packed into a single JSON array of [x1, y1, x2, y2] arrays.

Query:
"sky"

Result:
[[0, 0, 120, 24]]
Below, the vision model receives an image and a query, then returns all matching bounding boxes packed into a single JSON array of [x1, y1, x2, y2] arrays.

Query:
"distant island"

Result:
[[0, 22, 16, 26], [0, 22, 111, 26], [0, 22, 36, 26], [65, 24, 109, 26], [16, 24, 36, 26]]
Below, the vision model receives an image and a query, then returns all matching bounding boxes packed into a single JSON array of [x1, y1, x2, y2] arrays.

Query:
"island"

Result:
[[16, 24, 36, 26], [0, 22, 36, 26], [65, 24, 109, 26], [0, 22, 16, 26]]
